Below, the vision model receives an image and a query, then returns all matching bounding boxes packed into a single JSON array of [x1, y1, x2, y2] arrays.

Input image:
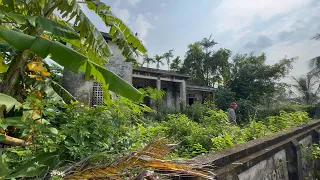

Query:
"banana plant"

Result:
[[0, 0, 146, 102], [0, 0, 147, 148]]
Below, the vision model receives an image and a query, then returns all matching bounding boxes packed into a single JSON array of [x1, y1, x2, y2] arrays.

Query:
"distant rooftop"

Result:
[[133, 66, 191, 78]]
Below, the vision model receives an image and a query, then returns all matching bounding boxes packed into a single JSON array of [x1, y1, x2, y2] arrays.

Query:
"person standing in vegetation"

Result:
[[228, 102, 238, 125]]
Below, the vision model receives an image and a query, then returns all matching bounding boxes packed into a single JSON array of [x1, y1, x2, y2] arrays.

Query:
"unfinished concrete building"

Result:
[[62, 33, 215, 110]]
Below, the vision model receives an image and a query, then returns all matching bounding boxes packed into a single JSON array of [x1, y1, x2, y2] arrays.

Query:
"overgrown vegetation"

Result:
[[0, 0, 320, 179]]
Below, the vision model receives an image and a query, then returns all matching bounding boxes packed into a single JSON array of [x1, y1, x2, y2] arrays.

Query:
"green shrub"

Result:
[[267, 111, 311, 132], [242, 121, 271, 141], [211, 134, 234, 151], [182, 103, 210, 122], [214, 87, 235, 111], [165, 114, 201, 138], [256, 104, 316, 120]]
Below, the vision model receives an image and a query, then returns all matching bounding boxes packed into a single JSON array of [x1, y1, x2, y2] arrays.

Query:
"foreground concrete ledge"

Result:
[[187, 120, 320, 180]]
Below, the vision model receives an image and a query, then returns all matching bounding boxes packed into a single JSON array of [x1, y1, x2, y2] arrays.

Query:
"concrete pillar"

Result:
[[286, 139, 303, 180], [157, 78, 161, 90], [180, 81, 186, 109]]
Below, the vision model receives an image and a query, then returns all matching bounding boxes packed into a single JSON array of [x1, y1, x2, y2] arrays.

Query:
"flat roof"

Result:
[[187, 85, 216, 92], [133, 67, 191, 78]]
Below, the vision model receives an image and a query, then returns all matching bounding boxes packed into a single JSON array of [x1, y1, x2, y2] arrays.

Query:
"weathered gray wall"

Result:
[[238, 150, 288, 180], [62, 41, 133, 106], [106, 42, 133, 84], [187, 90, 203, 103], [184, 120, 320, 180], [62, 70, 93, 105]]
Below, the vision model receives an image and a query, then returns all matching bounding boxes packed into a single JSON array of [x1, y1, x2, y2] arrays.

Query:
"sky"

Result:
[[83, 0, 320, 80]]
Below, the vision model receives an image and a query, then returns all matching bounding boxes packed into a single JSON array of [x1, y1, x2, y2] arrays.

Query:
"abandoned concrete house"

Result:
[[62, 33, 215, 110]]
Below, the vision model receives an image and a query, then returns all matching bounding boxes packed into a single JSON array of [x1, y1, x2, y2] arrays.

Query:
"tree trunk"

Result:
[[0, 51, 28, 97]]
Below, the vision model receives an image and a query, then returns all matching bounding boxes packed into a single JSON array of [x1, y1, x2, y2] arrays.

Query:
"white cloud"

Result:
[[153, 16, 159, 20], [147, 12, 151, 16], [132, 14, 153, 43], [261, 3, 320, 41], [213, 0, 312, 33], [112, 8, 130, 24], [128, 0, 142, 6], [264, 40, 320, 77], [161, 3, 166, 8], [113, 0, 121, 8]]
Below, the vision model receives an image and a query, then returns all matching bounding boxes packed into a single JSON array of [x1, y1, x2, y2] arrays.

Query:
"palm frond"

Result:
[[64, 138, 213, 180], [313, 33, 320, 40]]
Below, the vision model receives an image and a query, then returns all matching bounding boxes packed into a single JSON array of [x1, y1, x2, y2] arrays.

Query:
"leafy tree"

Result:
[[199, 35, 217, 53], [180, 42, 206, 85], [214, 87, 235, 111], [0, 0, 146, 102], [226, 53, 295, 104], [291, 75, 320, 105], [163, 49, 174, 70], [259, 83, 294, 109], [212, 48, 232, 84], [180, 37, 231, 86], [309, 56, 320, 76], [170, 56, 181, 71], [142, 54, 155, 68], [154, 54, 164, 69]]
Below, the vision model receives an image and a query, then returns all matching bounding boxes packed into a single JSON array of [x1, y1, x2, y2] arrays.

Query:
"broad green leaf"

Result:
[[0, 42, 15, 53], [7, 152, 59, 178], [48, 127, 58, 135], [0, 93, 22, 112], [84, 0, 147, 61], [37, 16, 80, 39], [56, 0, 112, 64], [0, 117, 24, 130], [0, 27, 143, 101], [0, 134, 5, 141], [2, 12, 80, 39], [33, 81, 64, 102], [50, 80, 76, 103], [0, 62, 8, 73], [0, 150, 10, 178], [2, 12, 28, 24]]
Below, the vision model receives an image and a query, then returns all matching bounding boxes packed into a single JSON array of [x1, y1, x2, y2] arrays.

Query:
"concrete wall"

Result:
[[238, 150, 289, 180], [62, 41, 133, 106], [183, 120, 320, 180], [106, 42, 133, 84], [62, 70, 93, 105], [187, 90, 203, 104]]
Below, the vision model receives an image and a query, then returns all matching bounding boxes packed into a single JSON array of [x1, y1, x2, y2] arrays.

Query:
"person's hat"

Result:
[[231, 102, 237, 107]]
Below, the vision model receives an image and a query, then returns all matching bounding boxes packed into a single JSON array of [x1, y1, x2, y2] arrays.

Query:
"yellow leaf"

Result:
[[27, 61, 46, 72], [42, 34, 50, 39], [28, 74, 43, 80], [27, 61, 51, 77], [40, 71, 51, 76], [30, 90, 44, 99]]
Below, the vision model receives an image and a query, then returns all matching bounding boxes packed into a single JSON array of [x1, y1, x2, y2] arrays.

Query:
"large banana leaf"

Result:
[[50, 80, 77, 103], [32, 80, 64, 102], [1, 12, 80, 40], [0, 27, 143, 101], [0, 93, 22, 112], [56, 0, 112, 63], [56, 0, 147, 64], [84, 0, 147, 62]]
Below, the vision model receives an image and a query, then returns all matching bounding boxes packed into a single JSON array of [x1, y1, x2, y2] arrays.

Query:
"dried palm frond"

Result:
[[64, 138, 214, 180]]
